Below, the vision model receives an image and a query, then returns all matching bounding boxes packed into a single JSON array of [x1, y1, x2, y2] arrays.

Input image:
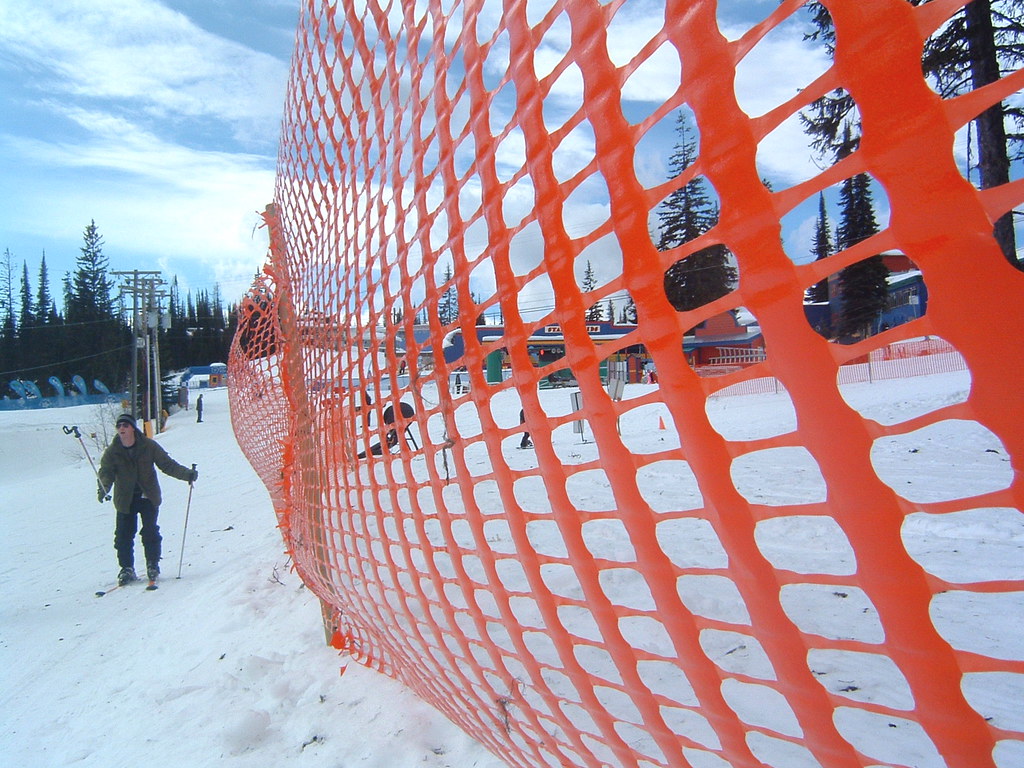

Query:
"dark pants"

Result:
[[114, 497, 161, 568]]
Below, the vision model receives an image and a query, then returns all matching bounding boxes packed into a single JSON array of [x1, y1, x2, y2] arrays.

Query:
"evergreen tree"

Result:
[[805, 194, 834, 303], [834, 168, 890, 339], [582, 260, 603, 322], [160, 276, 185, 371], [15, 262, 36, 381], [922, 0, 1022, 264], [470, 291, 487, 325], [657, 111, 736, 311], [621, 295, 637, 324], [211, 284, 226, 332], [61, 273, 73, 317], [32, 254, 65, 381], [1, 249, 14, 327], [802, 0, 1022, 265], [36, 254, 58, 325], [66, 221, 126, 388], [224, 298, 240, 360], [0, 249, 15, 375], [19, 261, 35, 333], [438, 262, 459, 325], [67, 220, 115, 322]]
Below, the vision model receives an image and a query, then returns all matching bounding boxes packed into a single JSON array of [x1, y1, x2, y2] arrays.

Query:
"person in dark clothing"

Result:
[[196, 393, 204, 423], [97, 413, 198, 585], [519, 408, 532, 449]]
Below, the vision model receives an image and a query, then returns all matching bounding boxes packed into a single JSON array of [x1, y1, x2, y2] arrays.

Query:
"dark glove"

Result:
[[97, 484, 107, 503], [190, 468, 199, 483]]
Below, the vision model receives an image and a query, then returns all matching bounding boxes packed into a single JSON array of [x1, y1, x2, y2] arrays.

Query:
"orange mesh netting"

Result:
[[228, 1, 1024, 766]]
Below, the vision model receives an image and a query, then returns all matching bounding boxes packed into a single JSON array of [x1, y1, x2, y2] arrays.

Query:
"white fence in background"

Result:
[[706, 338, 967, 398]]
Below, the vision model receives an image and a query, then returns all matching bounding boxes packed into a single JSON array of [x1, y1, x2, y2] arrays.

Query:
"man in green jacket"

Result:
[[98, 413, 198, 586]]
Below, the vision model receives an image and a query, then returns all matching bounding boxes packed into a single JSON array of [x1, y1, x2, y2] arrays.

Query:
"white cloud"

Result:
[[0, 0, 292, 296], [1, 115, 275, 294], [0, 0, 288, 147], [730, 15, 830, 121]]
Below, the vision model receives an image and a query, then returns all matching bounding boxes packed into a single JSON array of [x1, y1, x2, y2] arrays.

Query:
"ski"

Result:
[[96, 580, 157, 595], [96, 580, 135, 596], [96, 574, 160, 596]]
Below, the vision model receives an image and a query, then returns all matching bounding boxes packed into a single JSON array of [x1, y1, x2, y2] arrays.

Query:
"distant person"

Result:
[[644, 359, 658, 384], [519, 408, 532, 449], [97, 413, 198, 586], [178, 385, 189, 410], [196, 393, 204, 423]]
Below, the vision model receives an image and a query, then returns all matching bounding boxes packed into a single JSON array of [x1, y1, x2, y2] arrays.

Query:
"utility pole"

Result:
[[113, 270, 166, 435]]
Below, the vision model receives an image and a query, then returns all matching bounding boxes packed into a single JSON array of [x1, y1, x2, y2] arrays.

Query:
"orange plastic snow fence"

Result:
[[229, 1, 1024, 766]]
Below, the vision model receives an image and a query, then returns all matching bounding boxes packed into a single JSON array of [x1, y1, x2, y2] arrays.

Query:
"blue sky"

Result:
[[2, 0, 968, 315], [0, 0, 299, 304]]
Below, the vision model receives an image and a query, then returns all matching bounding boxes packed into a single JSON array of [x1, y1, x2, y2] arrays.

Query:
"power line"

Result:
[[11, 316, 127, 333], [0, 343, 134, 379]]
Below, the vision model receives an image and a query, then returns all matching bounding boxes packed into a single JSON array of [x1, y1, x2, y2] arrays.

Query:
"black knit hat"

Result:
[[115, 413, 136, 429]]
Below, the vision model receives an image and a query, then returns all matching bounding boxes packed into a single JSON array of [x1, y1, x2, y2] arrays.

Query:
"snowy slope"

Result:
[[0, 389, 505, 768], [1, 373, 1021, 767]]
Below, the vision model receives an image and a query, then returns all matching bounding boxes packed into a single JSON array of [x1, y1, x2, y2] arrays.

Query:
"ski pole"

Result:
[[176, 463, 197, 579], [64, 425, 110, 500], [64, 424, 99, 476]]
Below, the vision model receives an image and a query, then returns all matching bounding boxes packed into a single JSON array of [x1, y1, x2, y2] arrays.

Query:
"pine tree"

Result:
[[33, 254, 65, 380], [211, 284, 226, 332], [61, 273, 73, 317], [834, 169, 890, 339], [657, 111, 736, 312], [470, 291, 487, 325], [67, 220, 115, 322], [224, 298, 240, 354], [438, 262, 459, 325], [621, 295, 637, 324], [805, 194, 834, 303], [15, 262, 36, 381], [162, 276, 188, 371], [0, 249, 15, 375], [802, 0, 1022, 265], [922, 0, 1022, 264], [0, 249, 14, 327], [66, 221, 126, 387], [36, 255, 53, 323], [582, 260, 603, 322], [19, 262, 35, 333]]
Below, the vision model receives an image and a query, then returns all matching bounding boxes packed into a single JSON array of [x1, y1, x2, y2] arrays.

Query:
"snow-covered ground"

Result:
[[1, 372, 1021, 767], [0, 388, 505, 768]]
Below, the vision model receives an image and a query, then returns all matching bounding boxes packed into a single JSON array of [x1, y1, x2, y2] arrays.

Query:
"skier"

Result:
[[519, 408, 532, 449], [196, 393, 204, 423], [97, 413, 198, 586]]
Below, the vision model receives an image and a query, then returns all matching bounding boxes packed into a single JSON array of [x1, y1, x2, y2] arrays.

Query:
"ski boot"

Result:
[[117, 567, 137, 586]]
